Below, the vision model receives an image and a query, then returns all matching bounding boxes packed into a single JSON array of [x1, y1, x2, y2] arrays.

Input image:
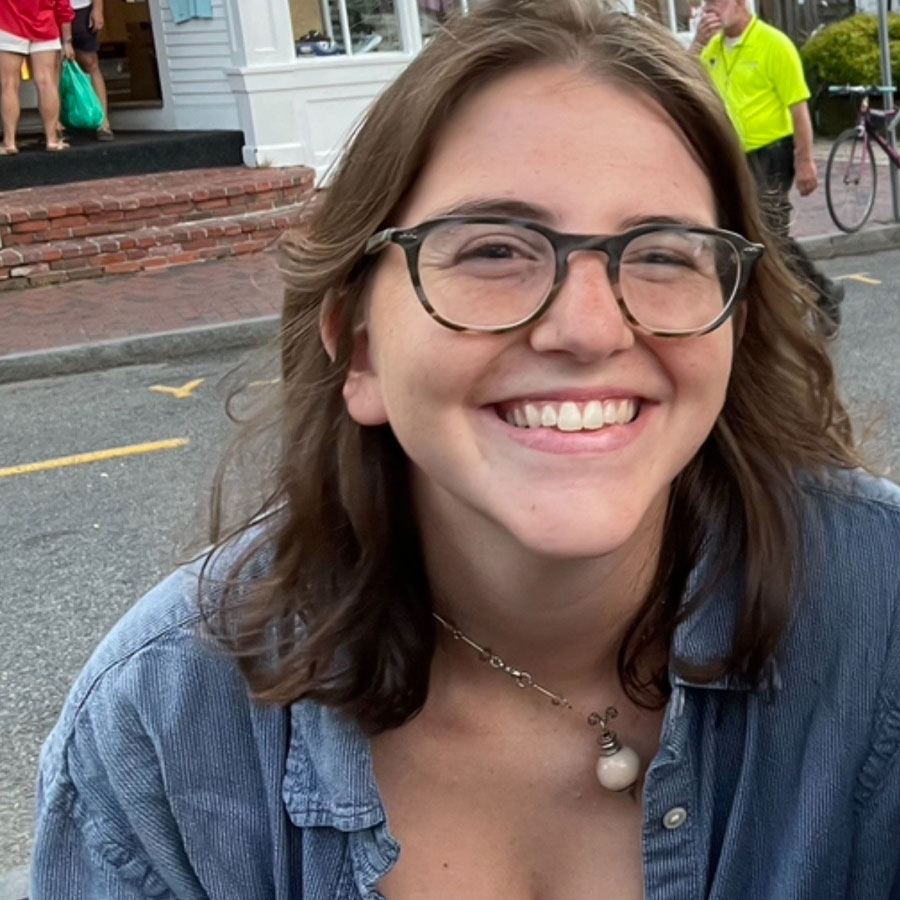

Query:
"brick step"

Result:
[[0, 205, 306, 289], [0, 166, 314, 248]]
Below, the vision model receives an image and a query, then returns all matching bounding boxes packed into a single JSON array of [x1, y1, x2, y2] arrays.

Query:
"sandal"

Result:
[[45, 141, 70, 152], [0, 146, 19, 156]]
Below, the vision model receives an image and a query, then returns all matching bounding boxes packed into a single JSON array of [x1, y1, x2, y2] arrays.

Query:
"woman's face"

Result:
[[341, 66, 734, 561]]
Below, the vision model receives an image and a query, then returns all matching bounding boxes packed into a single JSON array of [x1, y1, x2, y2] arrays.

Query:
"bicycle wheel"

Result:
[[825, 128, 877, 233]]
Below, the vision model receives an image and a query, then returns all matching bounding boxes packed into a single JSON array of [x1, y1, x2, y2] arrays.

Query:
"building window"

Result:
[[292, 0, 405, 56], [417, 0, 468, 39]]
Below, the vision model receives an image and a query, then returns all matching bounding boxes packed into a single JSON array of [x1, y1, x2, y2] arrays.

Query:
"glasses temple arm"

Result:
[[365, 229, 397, 255]]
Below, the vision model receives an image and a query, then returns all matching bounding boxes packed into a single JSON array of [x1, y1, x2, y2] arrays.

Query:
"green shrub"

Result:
[[801, 14, 900, 86]]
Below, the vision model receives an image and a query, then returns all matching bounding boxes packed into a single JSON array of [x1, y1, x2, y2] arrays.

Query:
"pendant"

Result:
[[594, 729, 641, 792]]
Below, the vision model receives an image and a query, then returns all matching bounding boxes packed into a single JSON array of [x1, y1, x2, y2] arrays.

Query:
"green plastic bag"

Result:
[[59, 59, 104, 130]]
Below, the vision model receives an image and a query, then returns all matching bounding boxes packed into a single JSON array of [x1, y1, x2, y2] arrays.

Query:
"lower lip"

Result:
[[483, 404, 654, 455]]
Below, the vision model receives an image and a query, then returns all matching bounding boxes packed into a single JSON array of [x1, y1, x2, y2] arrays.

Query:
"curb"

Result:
[[0, 316, 279, 386], [0, 866, 27, 900], [798, 223, 900, 260]]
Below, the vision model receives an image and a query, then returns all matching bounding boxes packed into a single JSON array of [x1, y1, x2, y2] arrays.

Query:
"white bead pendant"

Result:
[[595, 733, 642, 792]]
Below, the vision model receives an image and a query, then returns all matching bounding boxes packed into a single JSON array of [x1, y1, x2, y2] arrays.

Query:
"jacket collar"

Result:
[[283, 699, 384, 830], [283, 536, 769, 831]]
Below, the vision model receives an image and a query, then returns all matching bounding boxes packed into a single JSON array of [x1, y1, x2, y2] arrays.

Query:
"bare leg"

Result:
[[53, 52, 64, 141], [0, 51, 23, 151], [75, 50, 108, 126], [29, 50, 62, 147]]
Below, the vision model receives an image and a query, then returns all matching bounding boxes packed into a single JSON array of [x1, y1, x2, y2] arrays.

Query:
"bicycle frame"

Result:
[[858, 96, 900, 167]]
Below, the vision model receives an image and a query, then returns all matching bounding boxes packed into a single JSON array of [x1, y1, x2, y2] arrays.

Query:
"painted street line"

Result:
[[150, 378, 205, 398], [834, 273, 882, 285], [0, 438, 190, 479]]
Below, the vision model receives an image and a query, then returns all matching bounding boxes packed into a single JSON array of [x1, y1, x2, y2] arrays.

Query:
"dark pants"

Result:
[[747, 136, 842, 325]]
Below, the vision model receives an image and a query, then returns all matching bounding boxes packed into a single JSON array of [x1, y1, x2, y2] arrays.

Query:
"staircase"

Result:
[[0, 166, 316, 291], [0, 128, 246, 191]]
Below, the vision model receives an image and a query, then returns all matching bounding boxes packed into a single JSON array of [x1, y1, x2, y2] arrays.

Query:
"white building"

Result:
[[32, 0, 701, 178]]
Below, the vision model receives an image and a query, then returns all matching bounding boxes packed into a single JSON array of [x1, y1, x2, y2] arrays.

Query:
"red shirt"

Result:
[[0, 0, 74, 42]]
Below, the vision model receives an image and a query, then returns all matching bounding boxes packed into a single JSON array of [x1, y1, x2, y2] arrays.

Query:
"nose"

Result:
[[528, 250, 635, 362]]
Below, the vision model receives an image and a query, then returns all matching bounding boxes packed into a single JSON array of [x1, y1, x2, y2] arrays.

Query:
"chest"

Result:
[[369, 714, 659, 900], [373, 775, 645, 899], [707, 43, 772, 99]]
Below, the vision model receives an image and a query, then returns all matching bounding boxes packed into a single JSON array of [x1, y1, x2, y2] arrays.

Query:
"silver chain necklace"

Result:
[[432, 611, 642, 792]]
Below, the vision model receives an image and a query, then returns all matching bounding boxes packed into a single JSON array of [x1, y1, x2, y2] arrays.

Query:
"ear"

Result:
[[343, 324, 390, 426], [319, 293, 389, 426], [319, 290, 341, 362]]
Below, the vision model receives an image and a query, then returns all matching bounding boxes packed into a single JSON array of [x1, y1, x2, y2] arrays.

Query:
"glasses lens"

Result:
[[619, 229, 740, 333], [417, 222, 555, 328]]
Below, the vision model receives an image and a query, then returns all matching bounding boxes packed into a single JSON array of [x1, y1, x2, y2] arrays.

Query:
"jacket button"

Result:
[[662, 806, 688, 829]]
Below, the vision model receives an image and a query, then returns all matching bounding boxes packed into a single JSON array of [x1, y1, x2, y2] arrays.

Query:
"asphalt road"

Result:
[[821, 250, 900, 473], [0, 343, 279, 880], [0, 247, 898, 880]]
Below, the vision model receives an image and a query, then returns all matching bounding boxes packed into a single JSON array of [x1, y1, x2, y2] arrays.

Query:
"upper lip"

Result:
[[488, 389, 650, 405]]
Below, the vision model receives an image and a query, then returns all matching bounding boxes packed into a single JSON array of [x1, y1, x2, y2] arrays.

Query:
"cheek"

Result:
[[663, 332, 734, 410]]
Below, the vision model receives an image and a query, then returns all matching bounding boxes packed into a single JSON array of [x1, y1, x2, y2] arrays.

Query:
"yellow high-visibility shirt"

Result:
[[700, 16, 810, 153]]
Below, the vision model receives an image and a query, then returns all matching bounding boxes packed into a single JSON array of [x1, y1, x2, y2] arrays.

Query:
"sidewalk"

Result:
[[794, 137, 900, 239], [0, 249, 283, 383], [2, 147, 899, 384]]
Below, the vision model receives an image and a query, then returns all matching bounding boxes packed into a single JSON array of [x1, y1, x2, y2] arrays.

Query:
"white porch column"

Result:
[[224, 0, 424, 172], [226, 55, 411, 172], [223, 0, 296, 67]]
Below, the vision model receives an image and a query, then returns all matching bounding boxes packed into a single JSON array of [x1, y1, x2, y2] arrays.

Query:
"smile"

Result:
[[496, 398, 640, 432]]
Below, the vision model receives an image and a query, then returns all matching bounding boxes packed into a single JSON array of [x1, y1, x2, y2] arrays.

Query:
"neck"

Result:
[[724, 10, 752, 38], [419, 497, 666, 700]]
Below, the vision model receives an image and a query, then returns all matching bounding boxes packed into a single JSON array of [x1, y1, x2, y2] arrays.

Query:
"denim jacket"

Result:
[[31, 470, 900, 899]]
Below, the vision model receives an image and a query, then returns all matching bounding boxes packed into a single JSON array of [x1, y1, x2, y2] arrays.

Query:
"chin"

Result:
[[502, 505, 658, 562]]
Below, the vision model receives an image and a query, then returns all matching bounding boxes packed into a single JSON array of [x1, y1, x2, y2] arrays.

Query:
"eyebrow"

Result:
[[428, 198, 558, 222], [617, 213, 715, 230], [423, 202, 713, 232]]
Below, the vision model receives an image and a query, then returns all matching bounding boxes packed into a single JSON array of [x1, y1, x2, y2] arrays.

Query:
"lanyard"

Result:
[[719, 17, 758, 82]]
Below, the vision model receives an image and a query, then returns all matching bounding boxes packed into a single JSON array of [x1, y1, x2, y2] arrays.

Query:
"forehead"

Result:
[[400, 65, 717, 232]]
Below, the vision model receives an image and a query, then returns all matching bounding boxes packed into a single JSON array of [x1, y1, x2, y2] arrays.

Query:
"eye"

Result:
[[630, 249, 694, 267], [622, 230, 719, 276], [455, 236, 542, 262]]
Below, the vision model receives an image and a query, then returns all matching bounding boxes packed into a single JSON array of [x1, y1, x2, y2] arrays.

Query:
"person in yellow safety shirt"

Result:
[[692, 0, 843, 336]]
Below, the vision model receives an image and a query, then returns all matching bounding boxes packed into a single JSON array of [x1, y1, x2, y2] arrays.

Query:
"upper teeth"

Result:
[[503, 399, 638, 431]]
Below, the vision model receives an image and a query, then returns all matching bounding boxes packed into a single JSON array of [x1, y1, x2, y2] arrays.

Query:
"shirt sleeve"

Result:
[[30, 689, 198, 900], [31, 557, 286, 900], [30, 639, 216, 900], [765, 31, 810, 110], [849, 581, 900, 899], [54, 0, 75, 25]]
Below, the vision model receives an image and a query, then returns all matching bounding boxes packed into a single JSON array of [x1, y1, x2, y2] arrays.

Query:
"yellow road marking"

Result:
[[0, 438, 190, 479], [834, 273, 882, 285], [150, 378, 205, 399]]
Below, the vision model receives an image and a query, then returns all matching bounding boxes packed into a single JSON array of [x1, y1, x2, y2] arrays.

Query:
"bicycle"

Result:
[[824, 85, 899, 233]]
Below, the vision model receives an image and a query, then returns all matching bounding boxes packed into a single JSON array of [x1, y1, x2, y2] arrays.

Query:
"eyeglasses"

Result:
[[365, 216, 764, 337]]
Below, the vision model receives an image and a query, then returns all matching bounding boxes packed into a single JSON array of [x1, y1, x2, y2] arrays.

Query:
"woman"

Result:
[[31, 1, 900, 897], [0, 0, 73, 153]]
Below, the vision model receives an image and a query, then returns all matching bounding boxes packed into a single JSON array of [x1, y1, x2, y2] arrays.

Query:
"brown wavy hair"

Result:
[[202, 0, 861, 732]]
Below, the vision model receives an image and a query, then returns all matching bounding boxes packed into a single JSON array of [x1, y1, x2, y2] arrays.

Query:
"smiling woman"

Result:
[[30, 1, 900, 899]]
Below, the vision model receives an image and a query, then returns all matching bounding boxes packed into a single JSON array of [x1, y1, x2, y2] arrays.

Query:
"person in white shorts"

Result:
[[0, 0, 75, 153]]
